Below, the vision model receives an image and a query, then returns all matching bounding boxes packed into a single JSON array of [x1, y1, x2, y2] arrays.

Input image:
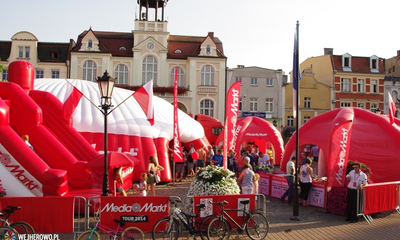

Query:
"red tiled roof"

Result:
[[71, 30, 225, 59], [332, 55, 385, 74]]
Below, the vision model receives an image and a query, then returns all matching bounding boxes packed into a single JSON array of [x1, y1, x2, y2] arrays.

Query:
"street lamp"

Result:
[[96, 70, 116, 196]]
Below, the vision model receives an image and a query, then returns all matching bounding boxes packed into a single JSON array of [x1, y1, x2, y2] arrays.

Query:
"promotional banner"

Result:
[[224, 81, 241, 167], [100, 196, 169, 232], [327, 108, 354, 188], [173, 69, 183, 162]]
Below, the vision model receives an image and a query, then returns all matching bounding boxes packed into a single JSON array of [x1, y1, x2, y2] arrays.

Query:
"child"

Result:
[[139, 173, 148, 196], [253, 173, 260, 195], [113, 168, 127, 196]]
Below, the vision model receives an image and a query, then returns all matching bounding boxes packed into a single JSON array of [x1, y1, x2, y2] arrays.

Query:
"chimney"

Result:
[[324, 48, 333, 55], [208, 32, 214, 38], [237, 65, 245, 68]]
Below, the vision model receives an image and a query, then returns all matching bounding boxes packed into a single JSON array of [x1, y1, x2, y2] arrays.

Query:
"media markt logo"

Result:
[[101, 202, 168, 213]]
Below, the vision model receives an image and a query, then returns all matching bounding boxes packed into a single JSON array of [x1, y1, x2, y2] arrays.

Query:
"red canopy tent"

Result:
[[216, 116, 285, 165], [281, 107, 400, 186]]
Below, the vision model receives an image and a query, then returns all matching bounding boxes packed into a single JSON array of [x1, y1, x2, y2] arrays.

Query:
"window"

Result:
[[341, 102, 351, 107], [18, 46, 30, 58], [251, 78, 258, 86], [115, 64, 129, 85], [304, 116, 310, 123], [235, 77, 242, 85], [142, 56, 157, 85], [82, 60, 97, 81], [250, 97, 258, 112], [51, 52, 59, 59], [170, 66, 184, 87], [206, 45, 211, 54], [2, 70, 8, 80], [341, 78, 351, 92], [371, 80, 377, 93], [357, 103, 364, 109], [266, 78, 273, 86], [370, 103, 378, 112], [371, 59, 377, 69], [119, 46, 127, 51], [287, 116, 294, 126], [265, 98, 273, 112], [304, 97, 311, 108], [51, 70, 60, 79], [200, 99, 214, 117], [88, 40, 92, 48], [201, 65, 214, 86], [212, 127, 223, 136], [344, 57, 350, 67], [36, 70, 44, 78], [357, 79, 364, 93], [239, 97, 242, 111], [174, 49, 182, 54]]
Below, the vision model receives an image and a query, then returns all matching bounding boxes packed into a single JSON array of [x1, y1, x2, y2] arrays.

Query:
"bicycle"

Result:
[[77, 216, 145, 240], [0, 225, 19, 239], [0, 205, 35, 234], [207, 200, 269, 240], [152, 198, 212, 240]]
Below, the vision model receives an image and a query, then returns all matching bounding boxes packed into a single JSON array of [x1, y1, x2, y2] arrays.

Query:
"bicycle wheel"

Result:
[[245, 212, 269, 240], [199, 215, 216, 240], [207, 218, 230, 240], [152, 217, 179, 240], [0, 226, 18, 239], [122, 226, 145, 240], [77, 229, 100, 240], [10, 221, 35, 234]]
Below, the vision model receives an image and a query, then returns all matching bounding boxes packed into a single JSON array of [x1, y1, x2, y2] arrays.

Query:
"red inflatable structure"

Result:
[[280, 107, 400, 186], [0, 61, 207, 197], [215, 116, 285, 165]]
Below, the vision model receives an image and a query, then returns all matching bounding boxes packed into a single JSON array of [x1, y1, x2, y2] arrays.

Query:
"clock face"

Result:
[[147, 42, 154, 50]]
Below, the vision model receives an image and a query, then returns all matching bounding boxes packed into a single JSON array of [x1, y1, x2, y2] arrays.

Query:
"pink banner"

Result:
[[224, 81, 241, 167], [173, 69, 183, 162], [327, 108, 354, 188]]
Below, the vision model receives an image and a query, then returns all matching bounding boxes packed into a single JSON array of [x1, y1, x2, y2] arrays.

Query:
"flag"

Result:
[[292, 22, 301, 117], [132, 80, 154, 125], [388, 92, 397, 125], [63, 82, 83, 121], [173, 70, 183, 162]]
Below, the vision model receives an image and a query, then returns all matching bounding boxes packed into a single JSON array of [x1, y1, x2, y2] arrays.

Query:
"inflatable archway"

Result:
[[216, 117, 285, 165], [281, 107, 400, 186]]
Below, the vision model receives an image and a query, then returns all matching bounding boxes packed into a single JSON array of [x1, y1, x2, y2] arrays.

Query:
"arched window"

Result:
[[82, 60, 97, 81], [142, 56, 157, 85], [119, 46, 127, 51], [200, 99, 214, 117], [88, 40, 92, 49], [174, 49, 182, 54], [201, 65, 214, 86], [170, 67, 184, 87], [115, 64, 129, 84]]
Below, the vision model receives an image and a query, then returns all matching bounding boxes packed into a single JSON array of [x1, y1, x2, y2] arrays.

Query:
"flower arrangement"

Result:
[[187, 165, 240, 197], [254, 164, 274, 174], [326, 160, 372, 215], [0, 179, 6, 197]]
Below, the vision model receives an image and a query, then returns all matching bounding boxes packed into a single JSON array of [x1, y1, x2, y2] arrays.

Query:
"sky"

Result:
[[2, 0, 400, 75]]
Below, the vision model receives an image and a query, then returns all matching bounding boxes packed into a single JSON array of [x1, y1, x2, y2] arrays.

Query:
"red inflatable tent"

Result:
[[281, 107, 400, 186]]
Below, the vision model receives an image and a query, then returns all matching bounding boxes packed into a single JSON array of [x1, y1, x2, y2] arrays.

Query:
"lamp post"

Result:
[[96, 70, 116, 196]]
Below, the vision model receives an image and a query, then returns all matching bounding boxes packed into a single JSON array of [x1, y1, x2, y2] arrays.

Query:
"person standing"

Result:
[[299, 158, 317, 206], [206, 145, 214, 166], [113, 167, 127, 196], [237, 164, 255, 194], [257, 152, 271, 167], [211, 149, 223, 167], [22, 135, 34, 151], [196, 144, 206, 171], [187, 144, 196, 176], [147, 156, 164, 196], [138, 173, 148, 196], [227, 150, 237, 173], [345, 162, 367, 223], [281, 157, 296, 204]]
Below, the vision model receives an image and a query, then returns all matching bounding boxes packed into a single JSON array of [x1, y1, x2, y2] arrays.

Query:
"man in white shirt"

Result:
[[258, 152, 272, 167], [345, 162, 367, 223], [281, 157, 296, 204]]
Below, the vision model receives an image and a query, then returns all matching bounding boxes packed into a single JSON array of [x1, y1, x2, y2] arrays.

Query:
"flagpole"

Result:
[[292, 20, 300, 221]]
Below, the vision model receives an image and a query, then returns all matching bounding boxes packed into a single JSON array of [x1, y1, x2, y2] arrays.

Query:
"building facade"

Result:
[[0, 1, 227, 122], [227, 66, 287, 128], [384, 50, 400, 116]]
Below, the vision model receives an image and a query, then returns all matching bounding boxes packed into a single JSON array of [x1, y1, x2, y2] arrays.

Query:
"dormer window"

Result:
[[119, 46, 127, 51], [51, 51, 59, 59], [342, 53, 352, 72], [370, 55, 379, 73], [88, 40, 92, 49], [174, 49, 182, 54], [206, 45, 211, 54]]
